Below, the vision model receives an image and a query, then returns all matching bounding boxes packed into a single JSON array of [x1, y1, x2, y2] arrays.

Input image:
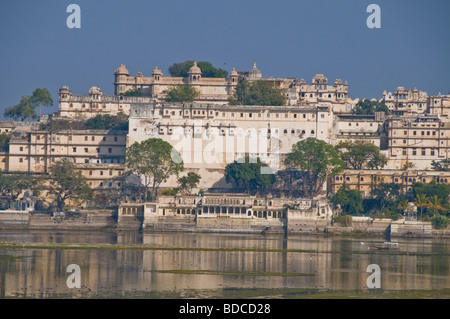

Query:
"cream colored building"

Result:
[[329, 169, 450, 196], [128, 102, 332, 190], [7, 129, 127, 190], [385, 115, 450, 170]]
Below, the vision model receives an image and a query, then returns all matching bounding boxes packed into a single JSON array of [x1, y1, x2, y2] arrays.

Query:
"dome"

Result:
[[247, 61, 262, 80], [188, 61, 202, 74], [230, 67, 238, 76], [312, 74, 328, 85], [114, 64, 129, 75], [152, 66, 163, 76], [59, 86, 72, 94]]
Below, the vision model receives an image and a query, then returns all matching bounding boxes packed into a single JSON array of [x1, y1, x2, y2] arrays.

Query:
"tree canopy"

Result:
[[48, 159, 93, 212], [431, 159, 450, 172], [168, 61, 228, 78], [165, 85, 200, 103], [285, 138, 344, 197], [0, 133, 10, 153], [228, 80, 287, 106], [84, 113, 129, 130], [119, 89, 142, 97], [351, 99, 389, 115], [126, 138, 184, 200], [330, 184, 364, 215], [336, 140, 387, 170], [177, 172, 201, 195], [225, 157, 275, 195], [4, 88, 53, 121]]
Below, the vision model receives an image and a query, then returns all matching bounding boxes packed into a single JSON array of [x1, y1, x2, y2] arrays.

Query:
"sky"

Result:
[[0, 0, 449, 117]]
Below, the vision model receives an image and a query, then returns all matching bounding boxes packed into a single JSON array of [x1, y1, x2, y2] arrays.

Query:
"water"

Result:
[[0, 230, 450, 298]]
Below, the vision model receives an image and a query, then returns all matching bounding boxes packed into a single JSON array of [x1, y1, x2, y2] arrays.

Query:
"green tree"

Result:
[[412, 181, 450, 205], [336, 140, 387, 170], [84, 112, 129, 130], [120, 89, 142, 97], [0, 173, 39, 209], [4, 88, 53, 121], [224, 157, 275, 195], [166, 85, 200, 103], [351, 99, 389, 115], [414, 193, 429, 219], [330, 184, 364, 215], [428, 195, 444, 216], [369, 182, 401, 211], [177, 172, 201, 195], [285, 138, 345, 198], [48, 159, 93, 212], [228, 80, 287, 106], [0, 133, 10, 152], [168, 61, 228, 78], [431, 159, 450, 172], [125, 138, 184, 200]]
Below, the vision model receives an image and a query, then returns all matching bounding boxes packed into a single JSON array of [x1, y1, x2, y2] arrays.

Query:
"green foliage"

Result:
[[0, 173, 41, 208], [125, 138, 184, 200], [431, 215, 450, 229], [120, 89, 142, 97], [0, 133, 10, 152], [336, 140, 387, 170], [412, 181, 450, 205], [162, 188, 179, 196], [168, 61, 228, 78], [4, 88, 53, 121], [166, 85, 200, 103], [84, 113, 129, 130], [48, 159, 93, 212], [333, 214, 353, 227], [351, 98, 389, 115], [228, 80, 287, 106], [330, 185, 364, 215], [368, 182, 401, 212], [224, 157, 275, 195], [285, 138, 344, 197], [178, 172, 201, 195], [431, 159, 450, 172]]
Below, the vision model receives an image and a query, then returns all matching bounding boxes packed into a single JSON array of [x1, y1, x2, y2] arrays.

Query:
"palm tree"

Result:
[[414, 193, 429, 220], [428, 195, 444, 216]]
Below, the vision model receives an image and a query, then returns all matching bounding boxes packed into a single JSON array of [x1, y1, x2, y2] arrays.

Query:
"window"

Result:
[[102, 136, 106, 141], [69, 136, 72, 141], [19, 158, 23, 163], [89, 170, 93, 175], [114, 136, 118, 142], [422, 149, 426, 156], [109, 170, 113, 176], [73, 147, 77, 152], [85, 136, 88, 141], [303, 114, 306, 118], [20, 147, 23, 151], [92, 136, 95, 141], [412, 149, 417, 156], [240, 113, 244, 118], [100, 171, 103, 176], [108, 148, 112, 153]]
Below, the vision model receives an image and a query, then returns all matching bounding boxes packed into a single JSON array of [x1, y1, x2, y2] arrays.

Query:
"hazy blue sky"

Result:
[[0, 0, 449, 116]]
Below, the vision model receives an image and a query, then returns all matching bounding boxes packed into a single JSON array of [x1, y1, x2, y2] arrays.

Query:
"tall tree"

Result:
[[0, 133, 10, 152], [84, 112, 129, 130], [285, 138, 345, 198], [0, 173, 40, 209], [4, 88, 53, 121], [48, 159, 93, 212], [414, 193, 429, 219], [336, 140, 387, 170], [126, 138, 184, 200], [228, 80, 287, 106], [351, 99, 389, 115], [330, 184, 364, 215], [165, 85, 200, 103], [224, 157, 275, 195]]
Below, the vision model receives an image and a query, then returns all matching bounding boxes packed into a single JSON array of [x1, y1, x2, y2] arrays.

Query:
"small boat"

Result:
[[372, 242, 399, 250]]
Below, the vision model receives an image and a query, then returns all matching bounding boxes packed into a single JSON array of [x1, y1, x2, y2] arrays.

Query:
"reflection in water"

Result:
[[0, 230, 450, 298]]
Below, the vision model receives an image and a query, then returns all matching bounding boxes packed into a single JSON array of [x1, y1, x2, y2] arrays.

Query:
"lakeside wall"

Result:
[[0, 210, 444, 238]]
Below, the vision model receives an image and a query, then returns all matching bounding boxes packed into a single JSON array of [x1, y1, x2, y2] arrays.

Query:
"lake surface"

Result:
[[0, 230, 450, 298]]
